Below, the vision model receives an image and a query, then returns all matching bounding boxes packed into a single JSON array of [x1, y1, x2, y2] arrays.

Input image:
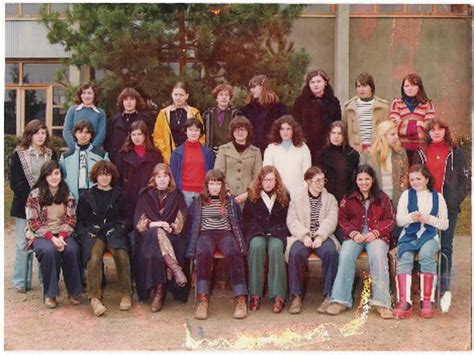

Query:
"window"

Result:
[[5, 63, 20, 84], [4, 89, 17, 135], [6, 3, 69, 19], [350, 4, 471, 16], [23, 63, 67, 84]]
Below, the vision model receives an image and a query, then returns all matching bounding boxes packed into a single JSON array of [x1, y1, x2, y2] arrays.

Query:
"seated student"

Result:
[[394, 164, 448, 319], [170, 118, 215, 207], [60, 120, 109, 201], [75, 161, 132, 317], [25, 160, 83, 309], [327, 164, 395, 319], [203, 84, 239, 154], [186, 169, 248, 320], [243, 166, 290, 314], [286, 166, 340, 314]]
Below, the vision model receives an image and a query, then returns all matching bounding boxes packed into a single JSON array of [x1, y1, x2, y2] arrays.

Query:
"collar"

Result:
[[76, 103, 100, 113], [28, 145, 45, 157], [169, 105, 188, 112]]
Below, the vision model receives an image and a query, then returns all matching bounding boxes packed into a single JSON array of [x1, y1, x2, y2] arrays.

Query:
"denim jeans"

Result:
[[396, 237, 440, 274], [440, 211, 458, 292], [330, 239, 391, 309], [12, 218, 32, 289], [182, 191, 200, 207]]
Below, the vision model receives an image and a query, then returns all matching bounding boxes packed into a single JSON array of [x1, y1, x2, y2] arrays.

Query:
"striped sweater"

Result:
[[389, 99, 436, 150]]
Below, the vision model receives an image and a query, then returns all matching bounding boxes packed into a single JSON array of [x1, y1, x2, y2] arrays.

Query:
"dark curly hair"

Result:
[[89, 160, 119, 186], [269, 115, 304, 147]]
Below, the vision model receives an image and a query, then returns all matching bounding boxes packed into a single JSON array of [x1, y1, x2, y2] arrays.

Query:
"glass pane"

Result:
[[50, 3, 69, 13], [53, 107, 67, 126], [93, 69, 109, 81], [350, 4, 375, 12], [406, 5, 433, 13], [303, 4, 332, 13], [4, 90, 17, 135], [377, 4, 404, 13], [52, 129, 64, 138], [23, 63, 62, 83], [450, 5, 469, 14], [22, 3, 43, 16], [6, 4, 20, 16], [25, 90, 47, 124], [5, 63, 20, 84], [53, 87, 67, 106]]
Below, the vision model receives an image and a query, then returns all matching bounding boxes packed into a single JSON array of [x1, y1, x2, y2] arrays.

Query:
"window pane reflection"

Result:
[[5, 63, 19, 84], [23, 63, 65, 83], [5, 90, 17, 135], [22, 3, 42, 16], [6, 4, 19, 16], [53, 107, 67, 126], [25, 90, 46, 124]]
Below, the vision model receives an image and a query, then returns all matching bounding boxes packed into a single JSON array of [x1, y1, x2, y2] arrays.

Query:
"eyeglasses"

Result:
[[310, 178, 327, 185]]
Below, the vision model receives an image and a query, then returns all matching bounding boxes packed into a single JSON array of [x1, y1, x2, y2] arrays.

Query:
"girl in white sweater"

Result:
[[263, 115, 311, 197], [394, 164, 448, 320]]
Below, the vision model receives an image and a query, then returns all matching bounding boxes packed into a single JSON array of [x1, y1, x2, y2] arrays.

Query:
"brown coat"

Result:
[[342, 96, 389, 153]]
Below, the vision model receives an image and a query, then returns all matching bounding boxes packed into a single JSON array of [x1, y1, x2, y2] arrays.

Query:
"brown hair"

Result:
[[248, 166, 289, 206], [212, 84, 233, 99], [228, 116, 254, 144], [408, 164, 435, 191], [325, 120, 350, 150], [246, 74, 280, 106], [269, 115, 304, 147], [401, 73, 430, 104], [147, 163, 177, 192], [75, 82, 100, 105], [116, 87, 146, 112], [304, 166, 325, 181], [182, 118, 204, 137], [73, 120, 96, 142], [200, 169, 228, 205], [18, 119, 53, 150], [89, 160, 119, 186], [425, 118, 455, 148], [355, 72, 375, 94], [173, 82, 189, 94], [120, 120, 155, 152], [304, 69, 336, 99]]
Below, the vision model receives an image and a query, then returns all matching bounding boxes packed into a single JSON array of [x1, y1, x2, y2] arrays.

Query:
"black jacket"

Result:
[[75, 186, 131, 266], [242, 195, 290, 249]]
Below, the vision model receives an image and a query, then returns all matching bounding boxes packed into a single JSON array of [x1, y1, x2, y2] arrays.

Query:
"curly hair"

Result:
[[89, 160, 119, 186], [116, 87, 146, 112], [18, 119, 54, 151], [269, 115, 304, 147], [120, 120, 156, 152], [248, 166, 289, 206], [401, 73, 430, 104], [212, 84, 233, 99], [75, 82, 100, 106], [425, 118, 455, 148]]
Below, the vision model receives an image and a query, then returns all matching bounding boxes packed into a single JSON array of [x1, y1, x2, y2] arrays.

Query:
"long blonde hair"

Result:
[[370, 120, 401, 169]]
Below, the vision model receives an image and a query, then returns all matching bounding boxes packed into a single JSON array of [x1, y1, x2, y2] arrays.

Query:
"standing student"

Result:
[[342, 72, 389, 153], [152, 82, 204, 164], [263, 115, 311, 198], [60, 120, 109, 201], [170, 118, 215, 206], [63, 82, 106, 150], [293, 69, 341, 164], [203, 84, 238, 154], [25, 161, 83, 309], [105, 87, 154, 163], [238, 74, 287, 154], [10, 119, 57, 292], [389, 73, 436, 164]]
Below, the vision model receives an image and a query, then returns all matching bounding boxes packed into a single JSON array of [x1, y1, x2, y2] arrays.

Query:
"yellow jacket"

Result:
[[152, 104, 204, 163]]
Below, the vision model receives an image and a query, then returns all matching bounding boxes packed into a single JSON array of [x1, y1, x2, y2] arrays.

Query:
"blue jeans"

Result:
[[396, 237, 440, 274], [440, 211, 458, 292], [182, 191, 199, 207], [12, 218, 32, 289], [330, 239, 391, 309]]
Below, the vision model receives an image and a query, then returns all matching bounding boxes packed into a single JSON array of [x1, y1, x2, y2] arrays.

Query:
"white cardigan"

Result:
[[263, 142, 311, 198]]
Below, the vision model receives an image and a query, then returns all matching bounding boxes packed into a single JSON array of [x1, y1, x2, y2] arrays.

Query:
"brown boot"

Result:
[[233, 295, 248, 319], [163, 254, 187, 287], [195, 293, 209, 320], [90, 297, 107, 317], [150, 284, 164, 312]]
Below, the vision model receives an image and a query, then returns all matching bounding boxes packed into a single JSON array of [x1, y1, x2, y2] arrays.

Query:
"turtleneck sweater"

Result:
[[426, 141, 450, 193], [182, 140, 205, 192]]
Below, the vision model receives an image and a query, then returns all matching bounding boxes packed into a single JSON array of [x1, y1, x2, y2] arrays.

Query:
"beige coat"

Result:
[[214, 142, 262, 196], [285, 187, 341, 261], [342, 95, 389, 153]]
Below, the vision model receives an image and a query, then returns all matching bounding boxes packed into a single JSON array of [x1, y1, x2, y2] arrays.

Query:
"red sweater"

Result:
[[182, 140, 205, 192], [425, 141, 450, 193]]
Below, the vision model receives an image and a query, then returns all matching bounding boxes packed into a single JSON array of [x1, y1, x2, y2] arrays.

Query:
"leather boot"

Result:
[[150, 284, 164, 312], [419, 273, 436, 319], [233, 295, 248, 319], [393, 273, 413, 319], [195, 293, 209, 320], [163, 254, 187, 287]]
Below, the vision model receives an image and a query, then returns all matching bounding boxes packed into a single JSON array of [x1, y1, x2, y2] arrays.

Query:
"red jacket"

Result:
[[338, 191, 395, 245]]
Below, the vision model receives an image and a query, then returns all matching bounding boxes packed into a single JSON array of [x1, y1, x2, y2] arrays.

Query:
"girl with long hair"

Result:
[[10, 119, 57, 292], [25, 160, 83, 308], [243, 166, 290, 313], [326, 164, 395, 319], [186, 169, 248, 320], [394, 165, 448, 319]]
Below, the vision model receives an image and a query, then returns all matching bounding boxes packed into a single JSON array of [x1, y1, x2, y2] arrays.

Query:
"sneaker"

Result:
[[195, 293, 209, 320], [288, 295, 302, 314], [119, 295, 132, 311], [326, 302, 347, 315], [90, 297, 107, 317], [45, 297, 57, 309], [440, 291, 452, 313], [233, 296, 248, 319], [376, 306, 394, 319], [317, 297, 330, 314]]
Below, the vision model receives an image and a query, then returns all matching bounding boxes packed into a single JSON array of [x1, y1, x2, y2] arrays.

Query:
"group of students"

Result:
[[9, 69, 468, 322]]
